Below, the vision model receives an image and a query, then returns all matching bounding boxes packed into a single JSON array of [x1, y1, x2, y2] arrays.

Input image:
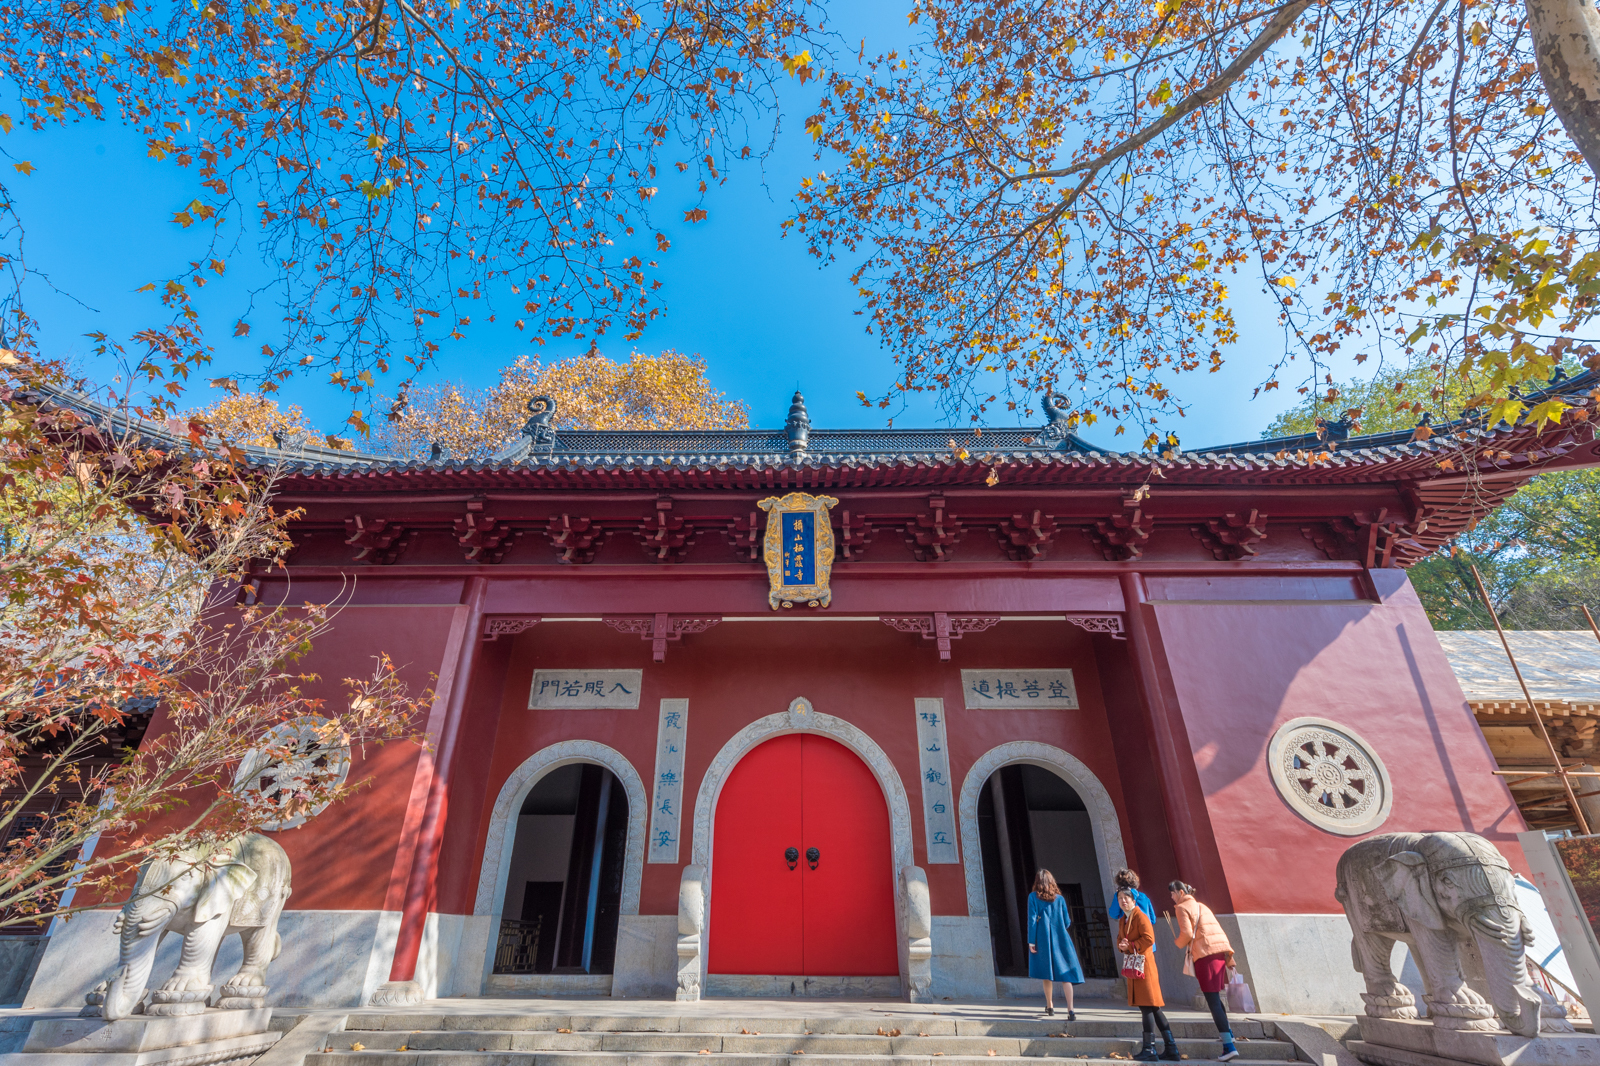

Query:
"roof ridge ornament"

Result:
[[785, 391, 811, 455], [1041, 392, 1073, 442], [521, 395, 558, 454]]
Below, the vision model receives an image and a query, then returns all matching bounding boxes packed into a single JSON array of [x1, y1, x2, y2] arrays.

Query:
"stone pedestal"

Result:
[[0, 1008, 279, 1066], [1351, 1015, 1600, 1066]]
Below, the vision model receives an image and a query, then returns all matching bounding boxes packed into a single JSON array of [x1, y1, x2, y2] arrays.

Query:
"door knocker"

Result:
[[785, 846, 799, 871], [806, 846, 820, 871]]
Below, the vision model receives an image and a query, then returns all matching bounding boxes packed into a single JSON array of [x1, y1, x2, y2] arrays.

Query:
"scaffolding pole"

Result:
[[1469, 563, 1592, 835]]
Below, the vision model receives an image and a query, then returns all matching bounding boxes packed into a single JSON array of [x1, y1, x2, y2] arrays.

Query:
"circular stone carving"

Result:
[[1267, 717, 1393, 836], [234, 716, 352, 831]]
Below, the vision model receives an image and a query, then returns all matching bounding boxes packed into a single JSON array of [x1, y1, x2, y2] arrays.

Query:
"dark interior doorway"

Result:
[[494, 763, 628, 975], [977, 764, 1115, 979]]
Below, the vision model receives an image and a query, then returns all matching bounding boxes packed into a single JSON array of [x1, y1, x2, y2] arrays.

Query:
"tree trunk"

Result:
[[1529, 0, 1600, 180]]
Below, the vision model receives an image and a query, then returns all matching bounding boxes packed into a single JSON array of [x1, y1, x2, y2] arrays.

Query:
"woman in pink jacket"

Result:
[[1169, 881, 1240, 1062]]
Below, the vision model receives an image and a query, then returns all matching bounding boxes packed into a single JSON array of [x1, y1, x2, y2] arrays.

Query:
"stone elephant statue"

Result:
[[89, 833, 292, 1020], [1334, 831, 1571, 1037]]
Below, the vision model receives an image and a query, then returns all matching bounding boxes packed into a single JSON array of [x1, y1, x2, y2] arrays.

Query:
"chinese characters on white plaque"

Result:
[[914, 698, 959, 864], [648, 699, 689, 863], [960, 669, 1077, 709], [528, 670, 643, 710]]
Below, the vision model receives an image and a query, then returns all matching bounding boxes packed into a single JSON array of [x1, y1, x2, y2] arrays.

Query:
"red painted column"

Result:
[[1118, 571, 1217, 898], [386, 576, 489, 987]]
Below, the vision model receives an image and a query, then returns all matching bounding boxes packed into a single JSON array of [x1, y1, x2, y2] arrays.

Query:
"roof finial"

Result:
[[785, 391, 811, 454], [1041, 391, 1073, 442], [522, 395, 558, 454]]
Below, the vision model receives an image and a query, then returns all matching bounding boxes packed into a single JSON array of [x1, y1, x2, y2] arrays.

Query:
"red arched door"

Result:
[[709, 733, 898, 976]]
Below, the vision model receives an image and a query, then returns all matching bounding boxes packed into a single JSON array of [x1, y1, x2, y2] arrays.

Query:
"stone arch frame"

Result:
[[957, 741, 1129, 920], [689, 700, 915, 990], [472, 740, 649, 923]]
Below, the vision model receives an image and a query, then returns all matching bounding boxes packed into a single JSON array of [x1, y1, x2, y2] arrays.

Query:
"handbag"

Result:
[[1120, 951, 1147, 980], [1226, 971, 1256, 1013]]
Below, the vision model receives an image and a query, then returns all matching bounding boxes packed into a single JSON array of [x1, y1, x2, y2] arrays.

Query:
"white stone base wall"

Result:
[[929, 916, 996, 1000], [1223, 912, 1423, 1016], [23, 909, 688, 1008]]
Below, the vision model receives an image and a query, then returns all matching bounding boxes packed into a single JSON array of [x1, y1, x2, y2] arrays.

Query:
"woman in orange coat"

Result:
[[1116, 889, 1178, 1062]]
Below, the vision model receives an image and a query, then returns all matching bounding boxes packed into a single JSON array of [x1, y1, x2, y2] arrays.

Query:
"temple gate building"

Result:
[[20, 380, 1600, 1016]]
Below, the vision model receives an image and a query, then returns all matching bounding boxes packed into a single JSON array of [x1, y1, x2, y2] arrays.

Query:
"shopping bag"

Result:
[[1120, 952, 1147, 980], [1226, 972, 1256, 1013], [1182, 952, 1195, 977]]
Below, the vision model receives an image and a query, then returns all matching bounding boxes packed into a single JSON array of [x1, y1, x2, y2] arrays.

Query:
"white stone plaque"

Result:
[[914, 698, 959, 864], [648, 698, 689, 863], [528, 669, 643, 709], [961, 669, 1077, 709]]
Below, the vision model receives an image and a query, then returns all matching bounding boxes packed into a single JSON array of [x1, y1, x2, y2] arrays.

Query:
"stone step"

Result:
[[308, 1053, 1295, 1066], [317, 1031, 1295, 1059], [341, 1018, 1270, 1042]]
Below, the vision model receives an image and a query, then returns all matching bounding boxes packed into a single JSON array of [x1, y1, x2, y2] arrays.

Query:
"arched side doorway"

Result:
[[472, 741, 647, 992], [690, 704, 915, 996], [496, 763, 629, 975], [958, 743, 1129, 984]]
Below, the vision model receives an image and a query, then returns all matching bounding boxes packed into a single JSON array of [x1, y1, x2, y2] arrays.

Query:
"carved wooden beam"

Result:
[[997, 510, 1057, 561], [1064, 614, 1127, 640], [344, 515, 411, 564], [1190, 509, 1269, 560], [880, 612, 1001, 660], [546, 514, 605, 564], [638, 499, 696, 562], [454, 501, 515, 563], [482, 616, 541, 642], [905, 496, 964, 562], [602, 613, 722, 662]]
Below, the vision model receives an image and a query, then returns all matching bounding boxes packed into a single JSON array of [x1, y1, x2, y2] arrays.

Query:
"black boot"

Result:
[[1159, 1029, 1181, 1061], [1135, 1034, 1161, 1063]]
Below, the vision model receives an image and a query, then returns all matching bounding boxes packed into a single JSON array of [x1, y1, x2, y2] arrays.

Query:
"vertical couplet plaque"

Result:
[[914, 697, 960, 864], [648, 698, 689, 863]]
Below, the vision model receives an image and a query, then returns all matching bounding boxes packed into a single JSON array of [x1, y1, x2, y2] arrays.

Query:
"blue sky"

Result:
[[4, 7, 1334, 451]]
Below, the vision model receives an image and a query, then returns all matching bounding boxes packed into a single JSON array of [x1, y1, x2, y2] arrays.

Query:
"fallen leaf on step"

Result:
[[918, 1033, 929, 1038], [349, 1043, 365, 1051], [699, 1050, 710, 1055], [890, 1029, 902, 1037], [742, 1029, 751, 1035], [987, 1050, 998, 1057], [398, 1047, 408, 1052], [878, 1028, 888, 1037], [558, 1029, 573, 1034]]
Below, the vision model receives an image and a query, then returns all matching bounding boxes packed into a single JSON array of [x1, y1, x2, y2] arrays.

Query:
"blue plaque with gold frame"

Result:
[[757, 492, 839, 609]]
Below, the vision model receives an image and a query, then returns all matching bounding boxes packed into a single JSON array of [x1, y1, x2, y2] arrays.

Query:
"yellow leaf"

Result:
[[0, 115, 12, 134], [12, 161, 33, 175], [1272, 276, 1296, 289]]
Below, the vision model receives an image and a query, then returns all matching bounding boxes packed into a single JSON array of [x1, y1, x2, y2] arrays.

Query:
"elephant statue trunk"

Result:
[[1466, 907, 1542, 1037], [103, 894, 176, 1021]]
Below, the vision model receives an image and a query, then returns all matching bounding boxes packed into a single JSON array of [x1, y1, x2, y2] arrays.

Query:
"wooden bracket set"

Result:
[[344, 515, 412, 564], [602, 613, 722, 662]]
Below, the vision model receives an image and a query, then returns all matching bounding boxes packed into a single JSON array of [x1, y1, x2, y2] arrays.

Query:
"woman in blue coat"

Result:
[[1027, 869, 1085, 1019]]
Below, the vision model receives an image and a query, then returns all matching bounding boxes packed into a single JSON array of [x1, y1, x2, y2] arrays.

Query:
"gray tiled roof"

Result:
[[1437, 630, 1600, 705]]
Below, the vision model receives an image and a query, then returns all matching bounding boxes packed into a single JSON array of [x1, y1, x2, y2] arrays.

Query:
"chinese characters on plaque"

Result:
[[960, 669, 1078, 709], [648, 699, 689, 863], [757, 492, 839, 609], [914, 698, 959, 864], [528, 669, 643, 710]]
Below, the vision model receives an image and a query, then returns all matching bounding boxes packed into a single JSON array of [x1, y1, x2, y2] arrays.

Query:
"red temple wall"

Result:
[[1149, 571, 1527, 916], [454, 618, 1134, 919]]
